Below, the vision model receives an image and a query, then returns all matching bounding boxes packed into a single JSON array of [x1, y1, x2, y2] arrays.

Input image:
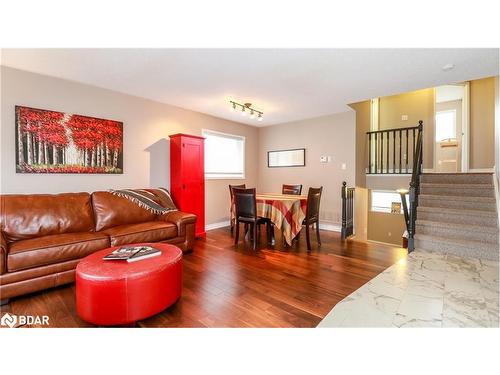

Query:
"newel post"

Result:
[[341, 181, 347, 240]]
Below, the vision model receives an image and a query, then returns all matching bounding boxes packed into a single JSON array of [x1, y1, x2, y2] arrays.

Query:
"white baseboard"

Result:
[[205, 220, 230, 231], [319, 223, 341, 232], [366, 239, 403, 247], [206, 220, 340, 232], [467, 168, 495, 173]]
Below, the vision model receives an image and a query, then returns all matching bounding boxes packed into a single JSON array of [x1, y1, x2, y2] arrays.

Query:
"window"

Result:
[[202, 129, 245, 179], [435, 110, 456, 141], [370, 190, 409, 214]]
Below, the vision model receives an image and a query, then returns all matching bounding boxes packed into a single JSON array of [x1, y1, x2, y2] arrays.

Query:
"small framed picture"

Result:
[[391, 202, 401, 214]]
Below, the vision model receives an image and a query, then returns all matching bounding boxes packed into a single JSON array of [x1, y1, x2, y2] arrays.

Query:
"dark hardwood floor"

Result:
[[0, 228, 406, 328]]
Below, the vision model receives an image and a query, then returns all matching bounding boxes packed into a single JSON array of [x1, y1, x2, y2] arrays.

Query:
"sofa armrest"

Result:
[[1, 231, 7, 275], [160, 211, 197, 237]]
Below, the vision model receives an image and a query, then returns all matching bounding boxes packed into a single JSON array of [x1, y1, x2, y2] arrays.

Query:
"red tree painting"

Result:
[[16, 106, 123, 174]]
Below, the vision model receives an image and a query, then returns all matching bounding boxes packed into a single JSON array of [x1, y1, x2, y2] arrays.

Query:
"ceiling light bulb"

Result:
[[231, 103, 236, 112], [241, 107, 246, 116], [250, 110, 255, 119], [258, 114, 263, 122]]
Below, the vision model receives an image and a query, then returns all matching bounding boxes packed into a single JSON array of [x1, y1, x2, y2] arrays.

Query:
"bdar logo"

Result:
[[1, 313, 18, 328]]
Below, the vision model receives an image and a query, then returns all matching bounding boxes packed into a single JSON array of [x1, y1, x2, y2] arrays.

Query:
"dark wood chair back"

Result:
[[234, 188, 257, 220], [306, 187, 323, 223], [282, 184, 303, 195], [229, 184, 246, 200]]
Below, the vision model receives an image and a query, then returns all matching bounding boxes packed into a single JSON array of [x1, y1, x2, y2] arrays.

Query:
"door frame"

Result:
[[433, 82, 470, 172], [462, 82, 470, 172]]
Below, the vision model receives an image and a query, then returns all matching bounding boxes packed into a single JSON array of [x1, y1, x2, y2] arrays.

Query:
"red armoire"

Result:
[[169, 133, 205, 237]]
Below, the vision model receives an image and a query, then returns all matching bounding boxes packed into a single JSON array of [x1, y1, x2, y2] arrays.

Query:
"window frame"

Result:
[[370, 189, 408, 214], [202, 129, 246, 180]]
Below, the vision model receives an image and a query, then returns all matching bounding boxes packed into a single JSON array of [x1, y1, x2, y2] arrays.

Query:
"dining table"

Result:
[[255, 193, 308, 246]]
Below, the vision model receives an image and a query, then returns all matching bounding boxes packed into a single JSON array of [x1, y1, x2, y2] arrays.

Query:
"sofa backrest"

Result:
[[0, 192, 95, 242], [91, 191, 157, 231]]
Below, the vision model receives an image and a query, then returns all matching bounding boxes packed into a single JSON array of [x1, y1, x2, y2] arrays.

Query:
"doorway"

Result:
[[434, 84, 469, 172]]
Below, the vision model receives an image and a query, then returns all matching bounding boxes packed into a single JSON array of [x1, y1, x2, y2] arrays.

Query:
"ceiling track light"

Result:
[[229, 101, 264, 121]]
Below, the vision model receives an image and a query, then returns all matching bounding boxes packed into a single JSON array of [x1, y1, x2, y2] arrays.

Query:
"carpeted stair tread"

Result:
[[420, 182, 494, 189], [420, 183, 494, 198], [419, 194, 496, 211], [418, 206, 497, 217], [420, 173, 493, 184], [414, 234, 499, 261], [416, 219, 499, 233], [419, 194, 496, 203], [414, 234, 498, 252]]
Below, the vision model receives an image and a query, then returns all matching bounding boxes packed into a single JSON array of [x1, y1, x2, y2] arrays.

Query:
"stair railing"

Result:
[[341, 181, 355, 240], [366, 124, 421, 174], [407, 120, 424, 252]]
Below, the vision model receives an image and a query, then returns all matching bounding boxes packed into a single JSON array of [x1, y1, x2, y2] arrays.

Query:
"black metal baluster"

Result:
[[381, 131, 384, 174], [405, 129, 409, 173], [368, 133, 372, 174], [392, 131, 396, 173], [399, 130, 402, 174], [374, 132, 378, 174], [386, 131, 390, 174]]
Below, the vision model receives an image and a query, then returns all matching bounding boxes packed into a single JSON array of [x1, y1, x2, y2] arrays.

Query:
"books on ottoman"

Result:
[[103, 245, 161, 262]]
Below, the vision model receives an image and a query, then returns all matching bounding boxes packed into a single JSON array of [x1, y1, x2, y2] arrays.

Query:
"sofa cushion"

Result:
[[101, 221, 178, 246], [92, 191, 158, 231], [7, 232, 110, 272], [1, 193, 95, 242]]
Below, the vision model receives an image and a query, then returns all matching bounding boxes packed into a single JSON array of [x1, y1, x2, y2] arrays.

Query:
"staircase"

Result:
[[415, 173, 499, 261]]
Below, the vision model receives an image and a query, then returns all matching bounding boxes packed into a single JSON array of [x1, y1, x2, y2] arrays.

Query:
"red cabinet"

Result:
[[169, 133, 205, 237]]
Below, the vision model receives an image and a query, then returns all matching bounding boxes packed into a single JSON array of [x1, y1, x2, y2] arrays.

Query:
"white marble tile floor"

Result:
[[318, 250, 499, 328]]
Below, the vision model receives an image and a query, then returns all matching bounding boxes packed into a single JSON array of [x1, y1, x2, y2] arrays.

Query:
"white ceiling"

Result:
[[2, 48, 498, 126]]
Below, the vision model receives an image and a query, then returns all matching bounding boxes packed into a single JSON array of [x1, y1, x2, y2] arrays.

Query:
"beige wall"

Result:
[[0, 66, 259, 226], [348, 100, 371, 240], [349, 101, 370, 187], [257, 111, 356, 228], [470, 77, 496, 170], [367, 210, 406, 246], [379, 88, 435, 169]]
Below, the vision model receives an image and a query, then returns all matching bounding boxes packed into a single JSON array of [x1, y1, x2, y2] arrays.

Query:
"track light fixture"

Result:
[[229, 101, 264, 122]]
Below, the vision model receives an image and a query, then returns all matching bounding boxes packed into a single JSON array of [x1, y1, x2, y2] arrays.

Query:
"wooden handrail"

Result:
[[407, 120, 424, 252], [366, 125, 419, 135]]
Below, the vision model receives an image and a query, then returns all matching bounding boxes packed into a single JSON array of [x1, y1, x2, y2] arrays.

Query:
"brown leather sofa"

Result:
[[0, 191, 196, 303]]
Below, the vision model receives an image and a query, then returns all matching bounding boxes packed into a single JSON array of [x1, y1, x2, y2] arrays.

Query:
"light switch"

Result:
[[401, 115, 408, 121], [320, 156, 328, 163], [341, 163, 346, 170]]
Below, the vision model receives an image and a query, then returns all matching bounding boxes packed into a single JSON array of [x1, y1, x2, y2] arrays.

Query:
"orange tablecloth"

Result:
[[256, 193, 307, 245]]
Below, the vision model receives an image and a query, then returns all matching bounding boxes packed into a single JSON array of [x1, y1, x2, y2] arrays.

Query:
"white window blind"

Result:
[[370, 190, 409, 214], [202, 129, 245, 179]]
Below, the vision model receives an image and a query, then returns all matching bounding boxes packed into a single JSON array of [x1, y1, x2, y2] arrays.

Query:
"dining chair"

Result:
[[302, 186, 323, 251], [229, 184, 246, 235], [233, 188, 269, 250], [282, 184, 303, 195]]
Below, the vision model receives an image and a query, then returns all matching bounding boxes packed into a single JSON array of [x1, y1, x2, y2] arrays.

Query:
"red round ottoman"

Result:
[[76, 243, 182, 326]]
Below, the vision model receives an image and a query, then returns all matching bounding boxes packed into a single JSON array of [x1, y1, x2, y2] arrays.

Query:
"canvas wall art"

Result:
[[16, 106, 123, 174]]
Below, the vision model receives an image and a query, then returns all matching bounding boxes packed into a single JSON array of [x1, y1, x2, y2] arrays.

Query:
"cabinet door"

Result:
[[181, 138, 204, 231]]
